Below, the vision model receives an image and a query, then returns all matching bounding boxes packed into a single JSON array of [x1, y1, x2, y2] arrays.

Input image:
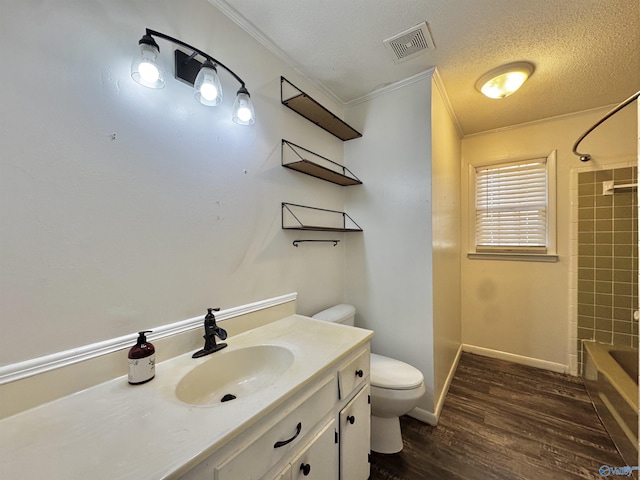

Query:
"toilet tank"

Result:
[[312, 304, 356, 326]]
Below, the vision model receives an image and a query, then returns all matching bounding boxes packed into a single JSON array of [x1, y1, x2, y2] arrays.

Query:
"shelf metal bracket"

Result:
[[293, 240, 340, 247]]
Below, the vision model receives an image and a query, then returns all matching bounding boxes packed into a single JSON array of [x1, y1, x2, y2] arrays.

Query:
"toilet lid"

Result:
[[370, 353, 424, 390]]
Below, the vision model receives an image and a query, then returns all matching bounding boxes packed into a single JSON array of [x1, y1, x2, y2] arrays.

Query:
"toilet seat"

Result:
[[370, 353, 424, 390]]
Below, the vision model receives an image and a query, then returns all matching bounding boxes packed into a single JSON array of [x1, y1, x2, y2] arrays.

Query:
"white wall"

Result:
[[343, 73, 463, 417], [461, 105, 637, 368], [0, 0, 349, 366], [343, 76, 434, 411]]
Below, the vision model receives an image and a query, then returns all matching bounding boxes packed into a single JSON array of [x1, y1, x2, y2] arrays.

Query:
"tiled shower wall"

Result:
[[577, 166, 638, 370]]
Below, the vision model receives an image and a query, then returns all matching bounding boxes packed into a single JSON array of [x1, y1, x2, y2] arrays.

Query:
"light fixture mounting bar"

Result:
[[145, 28, 246, 87], [174, 50, 203, 86]]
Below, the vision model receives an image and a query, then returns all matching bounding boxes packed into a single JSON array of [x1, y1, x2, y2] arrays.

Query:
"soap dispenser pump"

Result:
[[128, 330, 155, 385]]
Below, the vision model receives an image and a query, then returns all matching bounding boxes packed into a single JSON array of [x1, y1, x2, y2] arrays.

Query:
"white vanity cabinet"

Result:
[[281, 418, 338, 480], [335, 346, 371, 479], [178, 344, 370, 480], [273, 464, 292, 480], [339, 385, 370, 480], [337, 348, 369, 399], [0, 315, 373, 480], [213, 375, 337, 480]]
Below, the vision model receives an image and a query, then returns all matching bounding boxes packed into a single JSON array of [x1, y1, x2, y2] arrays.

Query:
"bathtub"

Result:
[[583, 341, 638, 466]]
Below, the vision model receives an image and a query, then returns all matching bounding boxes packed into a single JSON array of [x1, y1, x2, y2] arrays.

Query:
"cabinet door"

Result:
[[289, 419, 338, 480], [272, 464, 292, 480], [339, 385, 370, 480]]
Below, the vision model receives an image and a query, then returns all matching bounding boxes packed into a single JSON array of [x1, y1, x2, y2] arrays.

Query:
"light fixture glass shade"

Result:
[[131, 40, 165, 89], [232, 87, 255, 125], [476, 62, 534, 99], [194, 61, 223, 106]]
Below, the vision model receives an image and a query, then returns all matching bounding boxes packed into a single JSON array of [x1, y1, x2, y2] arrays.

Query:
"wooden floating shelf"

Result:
[[280, 77, 362, 141], [285, 225, 360, 232], [282, 203, 363, 232], [282, 140, 362, 186]]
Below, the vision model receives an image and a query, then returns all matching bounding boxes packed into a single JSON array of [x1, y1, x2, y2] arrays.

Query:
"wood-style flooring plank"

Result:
[[370, 352, 629, 480]]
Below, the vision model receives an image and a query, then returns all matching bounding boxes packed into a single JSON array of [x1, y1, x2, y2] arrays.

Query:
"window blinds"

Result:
[[475, 159, 547, 251]]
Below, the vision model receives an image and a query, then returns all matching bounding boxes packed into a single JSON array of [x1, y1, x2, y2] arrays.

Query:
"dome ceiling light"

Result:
[[475, 62, 534, 99]]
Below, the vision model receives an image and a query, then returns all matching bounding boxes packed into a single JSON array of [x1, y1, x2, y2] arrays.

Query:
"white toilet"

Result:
[[312, 304, 425, 454]]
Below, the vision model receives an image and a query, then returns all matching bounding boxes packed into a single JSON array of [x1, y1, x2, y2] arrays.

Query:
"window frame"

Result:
[[467, 150, 558, 262]]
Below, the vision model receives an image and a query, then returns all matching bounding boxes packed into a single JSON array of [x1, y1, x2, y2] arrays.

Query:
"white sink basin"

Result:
[[175, 345, 294, 406]]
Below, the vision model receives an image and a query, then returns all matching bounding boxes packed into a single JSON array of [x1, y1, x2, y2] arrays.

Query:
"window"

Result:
[[469, 151, 557, 261]]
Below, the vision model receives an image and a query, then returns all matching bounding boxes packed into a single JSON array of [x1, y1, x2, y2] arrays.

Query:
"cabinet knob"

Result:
[[355, 369, 364, 377], [347, 415, 356, 425], [300, 463, 311, 476]]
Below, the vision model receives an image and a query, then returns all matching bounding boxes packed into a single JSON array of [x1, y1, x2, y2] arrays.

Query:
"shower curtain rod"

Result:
[[572, 90, 640, 162]]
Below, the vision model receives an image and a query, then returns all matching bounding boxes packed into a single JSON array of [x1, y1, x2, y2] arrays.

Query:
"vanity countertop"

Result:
[[0, 315, 373, 480]]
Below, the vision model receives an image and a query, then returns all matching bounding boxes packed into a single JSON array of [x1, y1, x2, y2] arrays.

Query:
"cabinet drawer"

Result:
[[215, 375, 336, 480], [337, 348, 369, 399]]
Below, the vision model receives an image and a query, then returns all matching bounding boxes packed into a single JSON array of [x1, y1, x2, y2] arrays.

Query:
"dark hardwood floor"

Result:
[[370, 352, 629, 480]]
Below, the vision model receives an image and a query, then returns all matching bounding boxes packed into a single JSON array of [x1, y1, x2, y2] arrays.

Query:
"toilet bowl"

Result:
[[312, 304, 425, 454], [369, 353, 426, 453]]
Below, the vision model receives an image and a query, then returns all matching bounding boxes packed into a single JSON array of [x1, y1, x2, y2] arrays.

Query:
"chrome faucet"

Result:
[[192, 308, 228, 358]]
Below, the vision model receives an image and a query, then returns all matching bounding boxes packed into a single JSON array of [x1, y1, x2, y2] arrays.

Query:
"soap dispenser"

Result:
[[128, 330, 155, 385]]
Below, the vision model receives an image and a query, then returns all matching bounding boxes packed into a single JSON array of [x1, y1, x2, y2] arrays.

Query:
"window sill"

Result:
[[467, 252, 559, 263]]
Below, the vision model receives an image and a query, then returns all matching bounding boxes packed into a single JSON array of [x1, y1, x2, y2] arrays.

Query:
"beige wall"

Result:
[[431, 79, 462, 408], [461, 105, 638, 369]]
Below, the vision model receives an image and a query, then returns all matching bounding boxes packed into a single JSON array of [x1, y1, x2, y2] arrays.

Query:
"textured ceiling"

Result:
[[211, 0, 640, 135]]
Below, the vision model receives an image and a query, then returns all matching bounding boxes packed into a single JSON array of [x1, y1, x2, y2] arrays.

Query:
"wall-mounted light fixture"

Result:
[[131, 28, 255, 125], [475, 62, 534, 99]]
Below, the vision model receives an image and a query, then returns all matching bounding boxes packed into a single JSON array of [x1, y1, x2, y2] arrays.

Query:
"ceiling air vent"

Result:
[[383, 22, 434, 64]]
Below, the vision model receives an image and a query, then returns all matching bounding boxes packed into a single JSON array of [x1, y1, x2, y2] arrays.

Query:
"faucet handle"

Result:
[[204, 308, 220, 325], [204, 308, 227, 340], [217, 327, 228, 341]]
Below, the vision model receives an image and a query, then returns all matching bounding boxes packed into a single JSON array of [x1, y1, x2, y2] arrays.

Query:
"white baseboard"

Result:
[[462, 344, 569, 373], [434, 344, 463, 422], [401, 344, 570, 428], [409, 344, 463, 426], [409, 406, 438, 425]]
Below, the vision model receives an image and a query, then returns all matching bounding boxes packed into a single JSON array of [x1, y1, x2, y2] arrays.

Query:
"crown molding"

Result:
[[464, 102, 620, 138], [208, 0, 344, 107], [344, 68, 436, 107], [432, 68, 464, 138], [209, 0, 466, 134]]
